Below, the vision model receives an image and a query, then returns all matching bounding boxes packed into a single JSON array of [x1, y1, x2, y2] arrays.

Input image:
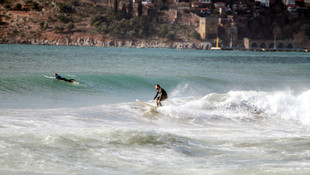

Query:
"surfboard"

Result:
[[44, 75, 80, 85], [136, 99, 157, 110], [44, 75, 54, 79]]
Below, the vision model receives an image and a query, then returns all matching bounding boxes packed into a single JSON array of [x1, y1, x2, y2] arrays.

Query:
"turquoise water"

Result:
[[0, 44, 310, 174]]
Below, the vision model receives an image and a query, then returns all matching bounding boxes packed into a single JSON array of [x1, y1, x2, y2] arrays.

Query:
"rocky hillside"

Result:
[[0, 0, 211, 49]]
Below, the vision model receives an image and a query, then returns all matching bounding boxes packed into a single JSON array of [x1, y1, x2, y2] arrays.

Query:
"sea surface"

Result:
[[0, 44, 310, 174]]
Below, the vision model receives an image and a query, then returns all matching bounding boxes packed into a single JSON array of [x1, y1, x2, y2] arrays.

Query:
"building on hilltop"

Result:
[[282, 0, 295, 5], [142, 0, 152, 5], [214, 2, 226, 8], [200, 0, 212, 4], [191, 1, 201, 8], [255, 0, 270, 7]]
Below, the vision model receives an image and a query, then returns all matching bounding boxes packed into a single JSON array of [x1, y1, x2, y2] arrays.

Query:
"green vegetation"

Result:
[[114, 0, 118, 15], [54, 25, 64, 33], [30, 1, 39, 10], [39, 21, 45, 29], [158, 25, 176, 40], [138, 1, 143, 17], [57, 3, 74, 13], [4, 3, 10, 9], [91, 12, 155, 38], [127, 1, 133, 19], [14, 3, 22, 10], [67, 22, 74, 32], [192, 30, 200, 40], [57, 14, 71, 23]]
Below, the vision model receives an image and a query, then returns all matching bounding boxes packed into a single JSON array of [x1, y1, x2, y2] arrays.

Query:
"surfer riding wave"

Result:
[[152, 84, 168, 107]]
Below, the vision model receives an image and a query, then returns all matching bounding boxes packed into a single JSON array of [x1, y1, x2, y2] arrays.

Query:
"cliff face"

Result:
[[0, 0, 211, 49]]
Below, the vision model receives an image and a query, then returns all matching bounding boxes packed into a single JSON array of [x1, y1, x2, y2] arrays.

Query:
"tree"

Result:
[[39, 21, 45, 30], [121, 3, 127, 18], [67, 22, 74, 32], [165, 32, 175, 40], [138, 0, 142, 17], [192, 30, 200, 40], [127, 0, 133, 19], [57, 3, 74, 13], [14, 3, 22, 10], [54, 25, 64, 33], [114, 0, 118, 15], [57, 14, 71, 23], [30, 1, 39, 10]]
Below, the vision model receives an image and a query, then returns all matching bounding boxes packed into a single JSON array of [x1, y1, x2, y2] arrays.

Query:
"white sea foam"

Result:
[[159, 90, 310, 125], [1, 92, 310, 175]]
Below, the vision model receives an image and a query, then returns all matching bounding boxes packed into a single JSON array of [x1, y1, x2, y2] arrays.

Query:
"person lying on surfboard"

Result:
[[54, 73, 76, 83], [152, 84, 168, 107]]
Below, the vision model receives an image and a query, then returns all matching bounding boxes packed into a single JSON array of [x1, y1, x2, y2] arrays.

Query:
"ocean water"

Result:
[[0, 44, 310, 174]]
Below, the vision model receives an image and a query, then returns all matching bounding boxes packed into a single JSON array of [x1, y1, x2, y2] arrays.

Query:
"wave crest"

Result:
[[159, 90, 310, 125]]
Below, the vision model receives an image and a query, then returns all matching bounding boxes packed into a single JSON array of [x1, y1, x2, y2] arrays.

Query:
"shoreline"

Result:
[[221, 47, 309, 52], [0, 38, 212, 50], [1, 39, 308, 52]]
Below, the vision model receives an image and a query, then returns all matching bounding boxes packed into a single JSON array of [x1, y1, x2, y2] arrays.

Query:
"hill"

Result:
[[0, 0, 211, 49]]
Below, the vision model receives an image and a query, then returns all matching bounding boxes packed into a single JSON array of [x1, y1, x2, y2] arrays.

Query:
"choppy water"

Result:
[[0, 44, 310, 174]]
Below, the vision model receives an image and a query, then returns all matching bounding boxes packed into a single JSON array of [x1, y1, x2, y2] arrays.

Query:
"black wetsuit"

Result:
[[153, 87, 168, 106], [55, 75, 75, 83]]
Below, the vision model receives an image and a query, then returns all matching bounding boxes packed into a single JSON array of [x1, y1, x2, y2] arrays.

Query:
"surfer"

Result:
[[54, 73, 76, 83], [152, 84, 168, 107]]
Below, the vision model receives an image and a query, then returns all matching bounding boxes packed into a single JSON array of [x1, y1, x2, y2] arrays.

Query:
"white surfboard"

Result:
[[44, 75, 54, 79], [136, 99, 157, 110], [44, 75, 80, 85]]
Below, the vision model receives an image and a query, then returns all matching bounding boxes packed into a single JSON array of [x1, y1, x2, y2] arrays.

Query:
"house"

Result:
[[287, 4, 299, 11], [214, 2, 226, 8], [295, 0, 304, 6], [255, 0, 270, 7], [142, 0, 152, 5], [282, 0, 295, 5], [200, 8, 211, 15], [232, 3, 248, 10], [145, 2, 154, 9], [191, 1, 201, 8], [200, 0, 211, 4]]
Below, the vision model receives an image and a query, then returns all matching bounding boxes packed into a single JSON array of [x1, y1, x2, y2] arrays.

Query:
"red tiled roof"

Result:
[[287, 4, 298, 8], [200, 8, 210, 10], [214, 2, 225, 4]]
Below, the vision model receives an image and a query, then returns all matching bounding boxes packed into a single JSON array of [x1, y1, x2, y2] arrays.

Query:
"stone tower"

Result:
[[198, 17, 218, 40]]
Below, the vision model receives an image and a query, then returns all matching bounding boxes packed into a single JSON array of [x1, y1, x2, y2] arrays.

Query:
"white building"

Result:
[[200, 0, 211, 4], [255, 0, 270, 7], [141, 0, 152, 5], [282, 0, 295, 5]]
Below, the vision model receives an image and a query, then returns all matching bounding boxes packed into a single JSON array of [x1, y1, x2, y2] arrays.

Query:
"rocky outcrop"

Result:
[[0, 36, 212, 50]]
